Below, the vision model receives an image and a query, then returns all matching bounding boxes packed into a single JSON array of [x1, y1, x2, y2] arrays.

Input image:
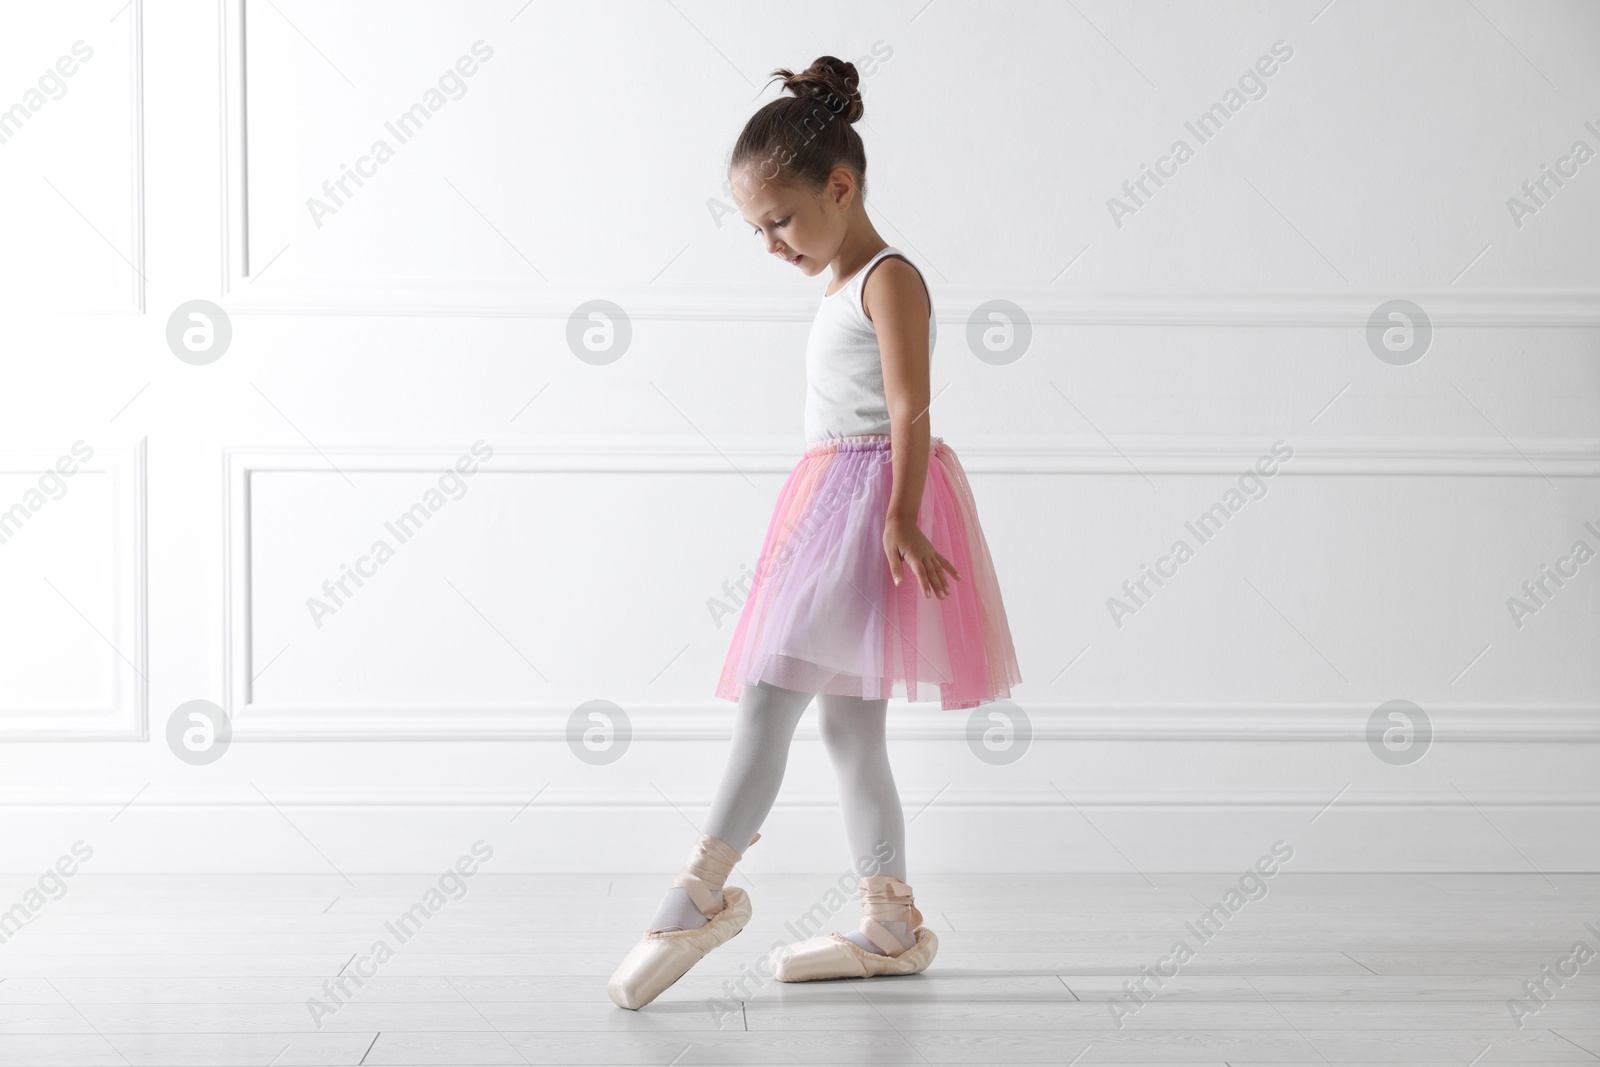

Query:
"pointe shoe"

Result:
[[607, 831, 759, 1010], [765, 874, 939, 982]]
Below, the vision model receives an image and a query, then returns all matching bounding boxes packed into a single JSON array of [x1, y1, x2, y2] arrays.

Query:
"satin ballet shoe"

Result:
[[765, 874, 939, 982], [766, 925, 940, 982], [607, 831, 759, 1010]]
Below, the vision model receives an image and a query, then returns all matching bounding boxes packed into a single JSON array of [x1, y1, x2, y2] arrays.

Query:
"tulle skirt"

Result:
[[716, 434, 1021, 710]]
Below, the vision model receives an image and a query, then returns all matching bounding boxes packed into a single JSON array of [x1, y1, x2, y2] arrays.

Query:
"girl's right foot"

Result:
[[607, 831, 759, 1009], [647, 884, 721, 933]]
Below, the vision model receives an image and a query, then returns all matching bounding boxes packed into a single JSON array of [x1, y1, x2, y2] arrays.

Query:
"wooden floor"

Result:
[[0, 872, 1597, 1065]]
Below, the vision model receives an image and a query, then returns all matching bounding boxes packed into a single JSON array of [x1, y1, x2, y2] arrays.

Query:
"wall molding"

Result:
[[216, 278, 1600, 326], [114, 0, 145, 313], [3, 785, 1596, 808], [209, 4, 1599, 326], [3, 792, 1595, 872], [4, 0, 144, 313], [222, 436, 1599, 740], [221, 434, 1600, 475], [222, 702, 1600, 743], [213, 2, 1598, 323], [218, 0, 247, 294], [1, 438, 147, 740]]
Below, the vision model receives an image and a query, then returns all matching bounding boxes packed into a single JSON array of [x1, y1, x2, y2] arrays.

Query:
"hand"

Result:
[[883, 514, 962, 599]]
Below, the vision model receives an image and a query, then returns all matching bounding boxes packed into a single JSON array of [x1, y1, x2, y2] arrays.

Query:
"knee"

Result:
[[818, 698, 889, 757], [819, 722, 887, 767]]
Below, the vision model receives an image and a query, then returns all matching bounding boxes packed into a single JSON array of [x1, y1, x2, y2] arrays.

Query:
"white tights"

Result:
[[647, 680, 916, 954]]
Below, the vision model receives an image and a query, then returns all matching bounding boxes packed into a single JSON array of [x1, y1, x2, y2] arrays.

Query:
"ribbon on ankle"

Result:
[[673, 831, 760, 919], [857, 874, 922, 956]]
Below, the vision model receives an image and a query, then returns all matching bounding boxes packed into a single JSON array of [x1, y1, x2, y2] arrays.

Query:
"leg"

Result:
[[817, 692, 917, 954], [645, 680, 813, 933]]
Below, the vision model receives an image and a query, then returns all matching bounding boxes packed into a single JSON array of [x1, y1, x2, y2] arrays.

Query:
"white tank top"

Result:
[[803, 246, 936, 445]]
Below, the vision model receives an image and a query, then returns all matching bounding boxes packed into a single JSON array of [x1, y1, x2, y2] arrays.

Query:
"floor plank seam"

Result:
[[1550, 1027, 1600, 1060]]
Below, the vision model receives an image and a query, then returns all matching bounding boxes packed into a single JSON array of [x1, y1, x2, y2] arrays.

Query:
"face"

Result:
[[731, 163, 851, 276]]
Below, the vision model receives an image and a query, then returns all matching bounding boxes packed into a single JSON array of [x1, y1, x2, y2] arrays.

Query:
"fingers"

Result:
[[936, 551, 962, 583], [929, 554, 962, 599], [923, 553, 956, 598], [910, 554, 955, 599], [906, 555, 932, 598], [887, 542, 962, 600]]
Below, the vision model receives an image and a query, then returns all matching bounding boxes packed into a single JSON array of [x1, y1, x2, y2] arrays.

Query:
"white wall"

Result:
[[1, 0, 1596, 875]]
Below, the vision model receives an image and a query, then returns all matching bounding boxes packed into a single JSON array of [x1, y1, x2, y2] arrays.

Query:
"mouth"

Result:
[[786, 253, 802, 266]]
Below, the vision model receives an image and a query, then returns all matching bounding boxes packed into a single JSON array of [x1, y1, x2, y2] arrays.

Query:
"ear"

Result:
[[827, 166, 856, 209]]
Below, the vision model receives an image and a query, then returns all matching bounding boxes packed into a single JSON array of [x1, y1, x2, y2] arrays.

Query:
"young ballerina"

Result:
[[608, 55, 1021, 1011]]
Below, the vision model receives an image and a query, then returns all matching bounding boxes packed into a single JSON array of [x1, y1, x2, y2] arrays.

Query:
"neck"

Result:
[[828, 226, 890, 283]]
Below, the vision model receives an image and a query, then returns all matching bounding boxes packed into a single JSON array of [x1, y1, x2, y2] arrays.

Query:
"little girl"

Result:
[[609, 55, 1021, 1010]]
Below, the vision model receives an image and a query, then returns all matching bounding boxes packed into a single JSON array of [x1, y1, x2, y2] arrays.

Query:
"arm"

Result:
[[866, 257, 961, 599]]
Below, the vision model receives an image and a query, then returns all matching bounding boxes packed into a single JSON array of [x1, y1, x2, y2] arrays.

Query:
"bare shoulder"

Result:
[[861, 255, 930, 325]]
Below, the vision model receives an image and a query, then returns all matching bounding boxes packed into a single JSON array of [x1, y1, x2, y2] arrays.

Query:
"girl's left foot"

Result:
[[765, 874, 939, 982], [841, 919, 916, 955]]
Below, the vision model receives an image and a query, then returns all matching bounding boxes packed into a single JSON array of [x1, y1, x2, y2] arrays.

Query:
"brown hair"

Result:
[[730, 55, 868, 203]]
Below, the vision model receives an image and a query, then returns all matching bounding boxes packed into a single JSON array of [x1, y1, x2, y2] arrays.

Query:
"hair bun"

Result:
[[772, 55, 863, 124]]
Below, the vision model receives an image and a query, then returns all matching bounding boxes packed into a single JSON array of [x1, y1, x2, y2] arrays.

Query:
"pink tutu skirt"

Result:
[[716, 433, 1021, 710]]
